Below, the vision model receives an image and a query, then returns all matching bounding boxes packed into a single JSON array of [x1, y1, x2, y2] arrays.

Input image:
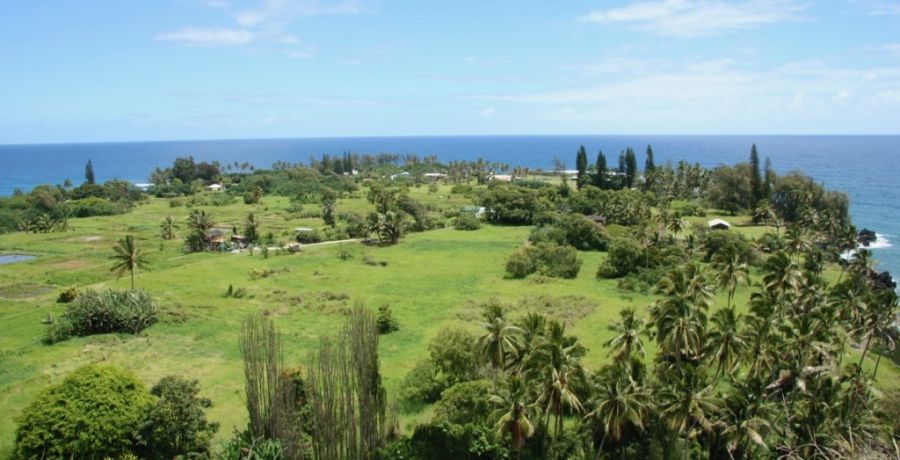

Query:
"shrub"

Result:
[[433, 380, 494, 425], [400, 328, 480, 404], [14, 365, 154, 459], [208, 192, 235, 206], [535, 243, 582, 278], [505, 243, 582, 279], [56, 287, 79, 304], [376, 304, 399, 334], [220, 429, 284, 460], [505, 247, 537, 279], [46, 289, 159, 343], [701, 229, 755, 263], [454, 213, 481, 231], [68, 197, 125, 217], [295, 229, 322, 244], [137, 376, 219, 459], [528, 225, 568, 246], [597, 238, 645, 279]]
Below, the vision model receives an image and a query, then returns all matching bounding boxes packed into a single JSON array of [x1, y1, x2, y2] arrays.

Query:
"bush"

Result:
[[56, 287, 79, 304], [14, 365, 154, 459], [433, 380, 494, 425], [700, 228, 755, 263], [597, 238, 645, 279], [376, 304, 399, 334], [454, 213, 481, 231], [400, 328, 480, 404], [505, 243, 582, 279], [295, 229, 322, 244], [505, 247, 537, 279], [68, 197, 125, 217], [137, 376, 219, 459], [219, 429, 284, 460], [46, 289, 159, 343]]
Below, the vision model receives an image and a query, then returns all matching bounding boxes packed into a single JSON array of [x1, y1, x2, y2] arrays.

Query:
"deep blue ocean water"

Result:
[[0, 135, 897, 276]]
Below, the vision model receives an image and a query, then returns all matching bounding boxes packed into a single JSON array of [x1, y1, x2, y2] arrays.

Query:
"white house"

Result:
[[708, 219, 731, 230], [205, 183, 225, 192]]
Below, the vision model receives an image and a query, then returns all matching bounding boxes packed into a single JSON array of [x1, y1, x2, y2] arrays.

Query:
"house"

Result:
[[423, 173, 446, 179], [490, 174, 513, 182], [206, 229, 229, 251], [205, 183, 225, 192], [708, 219, 731, 230], [462, 205, 486, 219], [134, 183, 152, 192], [389, 172, 411, 180]]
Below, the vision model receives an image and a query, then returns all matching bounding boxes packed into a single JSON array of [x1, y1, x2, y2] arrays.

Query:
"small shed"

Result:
[[205, 183, 225, 192], [708, 219, 731, 230], [207, 229, 228, 250]]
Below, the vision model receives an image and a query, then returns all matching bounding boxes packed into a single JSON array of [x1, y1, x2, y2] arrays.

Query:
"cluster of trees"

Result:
[[14, 365, 218, 459], [0, 173, 145, 233], [388, 237, 899, 459], [149, 156, 223, 195]]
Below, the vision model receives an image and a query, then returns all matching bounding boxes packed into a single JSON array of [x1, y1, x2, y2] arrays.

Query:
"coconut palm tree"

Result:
[[584, 368, 649, 454], [478, 303, 522, 370], [490, 375, 535, 455], [706, 308, 747, 378], [185, 209, 215, 252], [712, 251, 749, 310], [761, 251, 800, 316], [110, 235, 149, 289], [605, 308, 646, 361], [159, 215, 178, 240], [657, 366, 722, 459], [528, 321, 586, 438]]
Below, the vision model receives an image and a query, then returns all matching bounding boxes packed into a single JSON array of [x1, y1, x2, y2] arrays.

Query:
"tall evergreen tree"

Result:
[[624, 148, 637, 189], [85, 159, 95, 185], [575, 145, 588, 189], [750, 144, 762, 203], [643, 144, 656, 191], [617, 152, 626, 189], [593, 150, 607, 189]]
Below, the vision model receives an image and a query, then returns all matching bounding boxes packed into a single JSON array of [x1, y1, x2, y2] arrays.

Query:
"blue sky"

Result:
[[1, 0, 899, 143]]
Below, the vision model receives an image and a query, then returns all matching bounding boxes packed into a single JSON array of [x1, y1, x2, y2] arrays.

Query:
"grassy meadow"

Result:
[[0, 185, 897, 455]]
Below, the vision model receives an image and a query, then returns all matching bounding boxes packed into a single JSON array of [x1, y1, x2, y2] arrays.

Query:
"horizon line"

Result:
[[3, 132, 900, 147]]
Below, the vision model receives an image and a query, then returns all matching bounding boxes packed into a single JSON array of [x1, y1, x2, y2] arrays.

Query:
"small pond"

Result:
[[0, 254, 36, 265]]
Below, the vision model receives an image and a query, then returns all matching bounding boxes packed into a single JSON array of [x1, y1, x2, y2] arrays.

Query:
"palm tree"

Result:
[[761, 251, 800, 316], [490, 375, 535, 455], [528, 321, 586, 438], [706, 308, 747, 378], [159, 215, 178, 240], [185, 209, 214, 252], [478, 302, 522, 370], [667, 212, 686, 238], [712, 251, 749, 310], [657, 366, 721, 459], [605, 308, 646, 361], [110, 235, 148, 289], [717, 383, 773, 460], [584, 367, 648, 454], [651, 264, 712, 365]]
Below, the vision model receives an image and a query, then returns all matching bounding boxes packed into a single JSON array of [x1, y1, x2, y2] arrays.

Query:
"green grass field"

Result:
[[1, 187, 897, 455]]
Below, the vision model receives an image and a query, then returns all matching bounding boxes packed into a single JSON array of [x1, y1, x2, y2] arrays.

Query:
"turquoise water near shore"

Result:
[[0, 135, 897, 276]]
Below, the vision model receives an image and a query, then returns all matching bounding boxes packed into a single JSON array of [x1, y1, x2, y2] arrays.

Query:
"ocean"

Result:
[[0, 135, 897, 277]]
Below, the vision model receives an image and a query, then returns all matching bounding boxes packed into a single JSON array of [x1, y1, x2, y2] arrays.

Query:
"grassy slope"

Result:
[[0, 188, 897, 455]]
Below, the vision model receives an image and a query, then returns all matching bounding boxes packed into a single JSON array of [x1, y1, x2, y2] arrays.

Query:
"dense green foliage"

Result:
[[46, 289, 159, 343], [138, 376, 219, 459], [505, 243, 581, 279], [14, 365, 155, 459]]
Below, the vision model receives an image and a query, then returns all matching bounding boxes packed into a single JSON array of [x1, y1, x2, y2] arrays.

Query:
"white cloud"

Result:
[[851, 0, 900, 16], [579, 0, 805, 37], [158, 0, 374, 57], [465, 59, 900, 132], [155, 27, 254, 47], [236, 0, 370, 26]]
